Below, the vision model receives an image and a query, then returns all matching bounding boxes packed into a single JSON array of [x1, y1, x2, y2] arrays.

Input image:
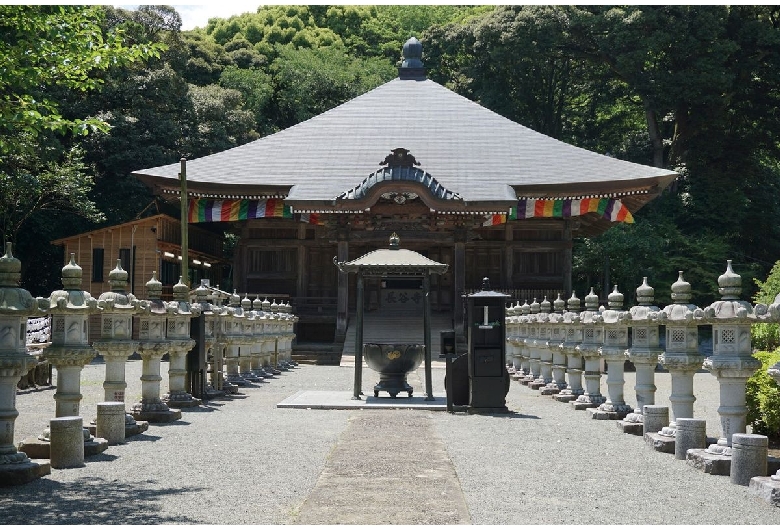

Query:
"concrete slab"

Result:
[[277, 390, 447, 411]]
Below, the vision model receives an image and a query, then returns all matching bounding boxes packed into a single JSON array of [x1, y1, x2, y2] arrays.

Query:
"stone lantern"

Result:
[[162, 277, 200, 407], [223, 290, 250, 386], [269, 299, 290, 371], [649, 271, 705, 453], [505, 302, 521, 376], [92, 259, 148, 437], [250, 297, 271, 379], [516, 300, 531, 381], [239, 294, 262, 383], [591, 286, 633, 420], [259, 298, 280, 376], [131, 273, 181, 422], [542, 294, 567, 395], [621, 278, 665, 434], [19, 254, 107, 458], [246, 298, 267, 380], [0, 243, 50, 484], [268, 299, 289, 371], [691, 261, 763, 467], [554, 292, 583, 403], [522, 298, 541, 386], [194, 282, 222, 397], [531, 297, 553, 391], [572, 288, 605, 410], [282, 300, 299, 368]]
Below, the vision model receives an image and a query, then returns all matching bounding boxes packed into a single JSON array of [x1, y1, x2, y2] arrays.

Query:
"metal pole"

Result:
[[423, 274, 434, 401], [353, 272, 364, 400], [179, 158, 189, 287]]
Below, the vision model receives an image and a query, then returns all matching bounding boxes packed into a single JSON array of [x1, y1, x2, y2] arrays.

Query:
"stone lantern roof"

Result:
[[0, 243, 43, 316], [98, 260, 139, 311], [703, 261, 762, 322], [49, 253, 97, 313]]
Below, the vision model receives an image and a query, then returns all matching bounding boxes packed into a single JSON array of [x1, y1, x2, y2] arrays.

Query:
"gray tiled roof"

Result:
[[336, 248, 449, 275], [133, 78, 676, 203]]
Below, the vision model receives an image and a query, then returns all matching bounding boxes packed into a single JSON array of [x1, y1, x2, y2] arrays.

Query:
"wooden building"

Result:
[[51, 214, 225, 301], [132, 38, 677, 360]]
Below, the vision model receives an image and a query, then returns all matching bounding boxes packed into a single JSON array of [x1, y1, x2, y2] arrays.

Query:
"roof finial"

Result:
[[389, 232, 400, 249], [399, 37, 426, 80]]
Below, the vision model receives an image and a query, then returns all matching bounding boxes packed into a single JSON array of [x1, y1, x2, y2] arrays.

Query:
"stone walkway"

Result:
[[3, 360, 780, 524]]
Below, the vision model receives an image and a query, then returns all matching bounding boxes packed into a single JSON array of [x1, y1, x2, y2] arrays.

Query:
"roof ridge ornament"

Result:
[[380, 148, 421, 168]]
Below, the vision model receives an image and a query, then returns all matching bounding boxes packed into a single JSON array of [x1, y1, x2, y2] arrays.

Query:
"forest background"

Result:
[[3, 4, 780, 310]]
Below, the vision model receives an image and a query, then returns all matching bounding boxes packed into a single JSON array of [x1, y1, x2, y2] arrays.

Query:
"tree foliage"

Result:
[[0, 5, 164, 154]]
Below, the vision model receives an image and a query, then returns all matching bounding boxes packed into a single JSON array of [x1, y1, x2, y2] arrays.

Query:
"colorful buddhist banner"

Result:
[[187, 198, 326, 224], [482, 198, 634, 226]]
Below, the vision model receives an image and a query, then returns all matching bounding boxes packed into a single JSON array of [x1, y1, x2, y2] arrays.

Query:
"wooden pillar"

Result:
[[504, 223, 513, 290], [234, 242, 246, 293], [352, 271, 364, 400], [453, 229, 466, 336], [563, 220, 573, 296], [296, 242, 306, 298], [336, 233, 349, 342], [423, 274, 434, 400]]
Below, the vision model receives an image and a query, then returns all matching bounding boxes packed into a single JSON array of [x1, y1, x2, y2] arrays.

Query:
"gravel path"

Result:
[[2, 361, 779, 524]]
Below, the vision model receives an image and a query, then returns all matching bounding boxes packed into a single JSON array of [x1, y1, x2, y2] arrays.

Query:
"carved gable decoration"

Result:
[[337, 148, 462, 203]]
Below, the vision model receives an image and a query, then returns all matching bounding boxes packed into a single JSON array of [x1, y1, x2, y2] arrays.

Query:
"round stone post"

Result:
[[92, 260, 146, 437], [731, 434, 768, 486], [555, 292, 583, 403], [701, 261, 762, 456], [131, 273, 183, 422], [650, 272, 704, 453], [675, 418, 707, 460], [96, 402, 126, 445], [592, 286, 633, 420], [622, 278, 665, 433], [0, 242, 50, 484], [643, 405, 669, 435], [163, 278, 200, 407], [49, 416, 85, 469], [572, 288, 605, 410], [18, 254, 108, 459], [542, 295, 567, 395]]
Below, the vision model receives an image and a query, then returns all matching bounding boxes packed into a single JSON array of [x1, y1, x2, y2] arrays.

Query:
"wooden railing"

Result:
[[292, 296, 338, 316]]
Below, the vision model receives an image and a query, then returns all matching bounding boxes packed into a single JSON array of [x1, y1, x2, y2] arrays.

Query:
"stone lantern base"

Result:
[[0, 457, 51, 486], [130, 400, 182, 423], [750, 475, 780, 507], [685, 449, 780, 476], [644, 431, 677, 454]]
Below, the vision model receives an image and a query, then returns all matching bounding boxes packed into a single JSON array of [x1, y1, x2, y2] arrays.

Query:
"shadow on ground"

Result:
[[0, 477, 204, 524]]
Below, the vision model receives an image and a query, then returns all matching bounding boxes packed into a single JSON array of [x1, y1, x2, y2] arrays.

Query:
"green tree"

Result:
[[185, 83, 259, 156], [0, 145, 104, 246], [0, 5, 164, 154], [269, 45, 395, 129]]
